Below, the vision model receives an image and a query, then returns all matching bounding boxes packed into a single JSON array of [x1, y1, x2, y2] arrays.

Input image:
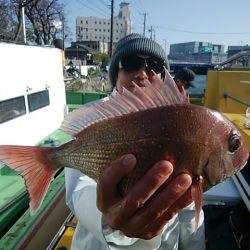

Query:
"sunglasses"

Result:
[[119, 55, 165, 74]]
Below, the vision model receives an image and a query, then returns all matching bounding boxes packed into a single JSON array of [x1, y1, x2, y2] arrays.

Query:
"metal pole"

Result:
[[21, 7, 27, 43], [140, 13, 147, 36], [110, 0, 114, 57], [163, 39, 167, 54], [149, 26, 153, 39], [223, 92, 250, 107], [62, 13, 65, 50]]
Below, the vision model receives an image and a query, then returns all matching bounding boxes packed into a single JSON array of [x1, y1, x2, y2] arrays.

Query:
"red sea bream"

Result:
[[0, 70, 248, 230]]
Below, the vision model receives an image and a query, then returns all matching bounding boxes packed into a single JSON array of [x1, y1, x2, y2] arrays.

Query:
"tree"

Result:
[[24, 0, 65, 45], [0, 0, 18, 41], [0, 0, 66, 45], [93, 52, 110, 66]]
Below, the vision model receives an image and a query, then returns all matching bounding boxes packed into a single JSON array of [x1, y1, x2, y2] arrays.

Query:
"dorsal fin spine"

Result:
[[60, 69, 189, 137]]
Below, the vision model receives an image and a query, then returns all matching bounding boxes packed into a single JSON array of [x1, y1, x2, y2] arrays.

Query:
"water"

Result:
[[188, 74, 207, 95]]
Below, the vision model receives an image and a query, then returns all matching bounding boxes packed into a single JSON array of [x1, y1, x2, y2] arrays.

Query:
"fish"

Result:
[[0, 69, 248, 231]]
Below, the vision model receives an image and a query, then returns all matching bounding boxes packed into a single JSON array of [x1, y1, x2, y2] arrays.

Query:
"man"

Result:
[[65, 33, 205, 250], [174, 68, 196, 93]]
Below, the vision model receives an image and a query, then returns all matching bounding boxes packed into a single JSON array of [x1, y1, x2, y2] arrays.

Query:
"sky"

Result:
[[63, 0, 250, 53]]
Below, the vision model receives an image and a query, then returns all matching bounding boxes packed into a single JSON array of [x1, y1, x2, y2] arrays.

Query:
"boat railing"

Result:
[[0, 191, 28, 213], [223, 92, 250, 108]]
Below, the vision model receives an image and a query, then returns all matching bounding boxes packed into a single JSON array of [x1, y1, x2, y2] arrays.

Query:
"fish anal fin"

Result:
[[0, 145, 58, 214]]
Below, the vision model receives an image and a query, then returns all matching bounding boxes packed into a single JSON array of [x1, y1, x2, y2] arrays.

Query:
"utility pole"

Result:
[[148, 26, 155, 40], [140, 13, 147, 36], [163, 39, 167, 54], [110, 0, 114, 57]]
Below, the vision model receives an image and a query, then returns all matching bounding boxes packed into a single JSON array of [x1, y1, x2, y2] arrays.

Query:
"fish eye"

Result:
[[229, 134, 241, 152]]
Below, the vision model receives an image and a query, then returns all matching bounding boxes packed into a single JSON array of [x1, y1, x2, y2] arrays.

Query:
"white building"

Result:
[[76, 2, 132, 54]]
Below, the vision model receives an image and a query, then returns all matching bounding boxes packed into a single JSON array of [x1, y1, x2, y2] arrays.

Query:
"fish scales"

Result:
[[51, 104, 230, 194], [0, 70, 248, 216]]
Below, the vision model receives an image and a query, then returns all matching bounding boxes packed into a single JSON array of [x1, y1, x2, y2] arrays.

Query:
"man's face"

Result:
[[116, 55, 163, 93], [175, 79, 190, 92], [116, 68, 159, 93]]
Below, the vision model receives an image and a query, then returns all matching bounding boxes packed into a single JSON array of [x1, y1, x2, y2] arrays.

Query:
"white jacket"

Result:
[[65, 168, 205, 250]]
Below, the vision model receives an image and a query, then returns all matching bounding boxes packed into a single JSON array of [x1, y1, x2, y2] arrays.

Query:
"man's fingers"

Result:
[[97, 154, 136, 211], [106, 161, 173, 228], [120, 173, 192, 235], [125, 160, 174, 208]]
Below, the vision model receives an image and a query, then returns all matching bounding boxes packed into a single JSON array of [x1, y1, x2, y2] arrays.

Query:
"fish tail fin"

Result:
[[0, 145, 58, 214], [191, 176, 204, 232]]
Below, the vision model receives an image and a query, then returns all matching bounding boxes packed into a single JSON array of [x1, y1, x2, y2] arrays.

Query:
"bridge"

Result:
[[169, 61, 214, 74]]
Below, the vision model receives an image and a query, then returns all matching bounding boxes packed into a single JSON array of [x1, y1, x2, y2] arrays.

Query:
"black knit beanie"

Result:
[[109, 33, 169, 87]]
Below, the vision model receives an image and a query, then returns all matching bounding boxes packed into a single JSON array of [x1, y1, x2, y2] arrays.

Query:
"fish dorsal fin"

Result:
[[60, 69, 189, 137]]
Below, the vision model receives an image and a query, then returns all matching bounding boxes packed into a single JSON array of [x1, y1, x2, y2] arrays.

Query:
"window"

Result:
[[0, 96, 26, 124], [28, 90, 50, 112], [86, 20, 88, 24]]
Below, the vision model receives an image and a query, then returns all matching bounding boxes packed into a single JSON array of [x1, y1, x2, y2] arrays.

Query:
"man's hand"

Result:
[[97, 154, 193, 240]]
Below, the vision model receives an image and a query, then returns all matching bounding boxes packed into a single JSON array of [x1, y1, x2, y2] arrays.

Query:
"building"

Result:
[[227, 45, 250, 58], [76, 2, 132, 55], [64, 42, 95, 66], [169, 41, 227, 64]]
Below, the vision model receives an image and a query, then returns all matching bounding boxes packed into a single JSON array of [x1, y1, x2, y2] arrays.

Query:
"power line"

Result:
[[98, 0, 109, 8], [153, 25, 250, 35], [76, 0, 110, 17]]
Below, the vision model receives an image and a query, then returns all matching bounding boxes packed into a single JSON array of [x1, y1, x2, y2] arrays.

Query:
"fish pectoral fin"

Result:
[[191, 176, 203, 232]]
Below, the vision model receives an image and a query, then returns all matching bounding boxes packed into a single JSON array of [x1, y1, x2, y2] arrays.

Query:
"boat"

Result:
[[202, 52, 250, 250], [0, 42, 106, 249], [0, 43, 249, 249], [0, 42, 72, 249]]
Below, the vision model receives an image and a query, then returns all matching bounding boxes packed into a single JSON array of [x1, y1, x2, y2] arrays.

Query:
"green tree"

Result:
[[93, 52, 110, 66]]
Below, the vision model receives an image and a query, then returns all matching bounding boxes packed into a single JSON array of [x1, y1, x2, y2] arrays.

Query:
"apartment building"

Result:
[[76, 2, 132, 54]]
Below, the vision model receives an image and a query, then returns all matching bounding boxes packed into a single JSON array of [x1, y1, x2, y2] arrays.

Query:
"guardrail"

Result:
[[223, 92, 250, 107]]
